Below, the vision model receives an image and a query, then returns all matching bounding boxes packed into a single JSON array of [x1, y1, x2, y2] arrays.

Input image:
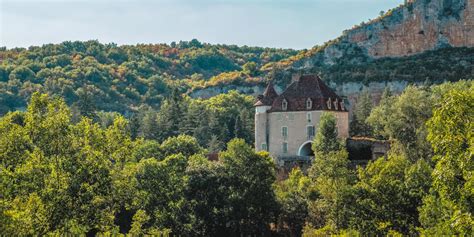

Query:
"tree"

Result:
[[350, 90, 373, 137], [138, 107, 160, 140], [219, 139, 278, 235], [74, 86, 98, 121], [160, 134, 204, 159], [242, 62, 258, 76], [366, 87, 393, 139], [312, 112, 343, 154], [348, 154, 432, 236], [185, 155, 228, 236], [419, 86, 473, 235], [156, 89, 186, 141], [276, 168, 312, 236], [8, 66, 35, 82], [134, 154, 190, 234], [366, 86, 433, 160], [306, 150, 354, 231]]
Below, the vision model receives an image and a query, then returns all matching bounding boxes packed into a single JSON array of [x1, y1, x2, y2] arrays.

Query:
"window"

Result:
[[307, 125, 315, 139], [261, 143, 267, 151], [327, 98, 332, 109], [340, 101, 345, 110], [282, 99, 288, 111], [334, 98, 339, 110], [307, 112, 312, 122], [282, 142, 288, 153], [306, 98, 312, 110], [282, 126, 288, 139]]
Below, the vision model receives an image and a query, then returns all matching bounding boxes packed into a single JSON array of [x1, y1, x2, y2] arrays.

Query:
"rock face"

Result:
[[338, 0, 473, 58], [192, 0, 473, 110], [358, 0, 472, 57]]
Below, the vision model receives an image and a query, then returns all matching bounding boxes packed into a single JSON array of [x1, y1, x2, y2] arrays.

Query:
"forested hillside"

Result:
[[2, 0, 474, 115], [0, 40, 298, 115]]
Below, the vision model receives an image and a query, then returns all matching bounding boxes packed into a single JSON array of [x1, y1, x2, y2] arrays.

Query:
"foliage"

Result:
[[1, 78, 473, 236], [0, 40, 298, 115], [367, 85, 434, 160], [419, 84, 474, 235], [348, 154, 432, 236], [350, 90, 373, 137], [307, 150, 354, 231], [219, 139, 278, 235], [312, 112, 343, 154], [275, 168, 313, 236], [0, 94, 277, 235]]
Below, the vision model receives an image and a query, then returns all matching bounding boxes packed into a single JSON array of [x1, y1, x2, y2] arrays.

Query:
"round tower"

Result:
[[254, 82, 278, 152]]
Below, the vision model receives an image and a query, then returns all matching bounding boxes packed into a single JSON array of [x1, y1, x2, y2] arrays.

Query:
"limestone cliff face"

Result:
[[329, 0, 473, 60], [191, 0, 473, 106], [347, 0, 473, 58]]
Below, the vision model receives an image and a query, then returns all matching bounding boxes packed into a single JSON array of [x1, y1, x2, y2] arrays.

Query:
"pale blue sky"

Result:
[[0, 0, 404, 49]]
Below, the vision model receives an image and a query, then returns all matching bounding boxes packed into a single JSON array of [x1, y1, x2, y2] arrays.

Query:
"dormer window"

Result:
[[327, 98, 332, 110], [282, 99, 288, 111], [306, 98, 312, 110], [334, 98, 339, 110]]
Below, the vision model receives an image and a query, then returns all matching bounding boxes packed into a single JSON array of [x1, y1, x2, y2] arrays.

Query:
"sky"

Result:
[[0, 0, 404, 49]]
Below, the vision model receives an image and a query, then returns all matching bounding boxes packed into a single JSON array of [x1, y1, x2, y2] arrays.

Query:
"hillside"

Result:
[[0, 41, 298, 114], [0, 0, 473, 115], [192, 0, 474, 100]]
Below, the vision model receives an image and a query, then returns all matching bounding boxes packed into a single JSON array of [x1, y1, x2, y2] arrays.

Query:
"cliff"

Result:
[[287, 0, 474, 69], [347, 0, 473, 58]]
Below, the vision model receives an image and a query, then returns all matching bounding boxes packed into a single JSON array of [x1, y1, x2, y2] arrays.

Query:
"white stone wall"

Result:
[[255, 106, 270, 152], [257, 110, 349, 158]]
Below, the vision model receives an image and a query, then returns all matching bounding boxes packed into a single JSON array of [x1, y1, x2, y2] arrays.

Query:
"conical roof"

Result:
[[254, 81, 279, 106]]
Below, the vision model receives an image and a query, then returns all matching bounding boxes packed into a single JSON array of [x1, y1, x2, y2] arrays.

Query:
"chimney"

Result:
[[292, 72, 302, 83]]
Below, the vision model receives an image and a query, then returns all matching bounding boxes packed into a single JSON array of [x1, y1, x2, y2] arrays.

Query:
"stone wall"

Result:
[[261, 110, 349, 158]]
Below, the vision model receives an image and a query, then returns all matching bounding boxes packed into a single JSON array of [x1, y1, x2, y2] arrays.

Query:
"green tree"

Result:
[[419, 86, 473, 235], [348, 154, 432, 236], [366, 86, 433, 160], [134, 154, 190, 234], [312, 112, 343, 154], [306, 150, 354, 231], [242, 62, 258, 76], [74, 86, 98, 121], [160, 134, 204, 159], [366, 87, 393, 139], [185, 154, 228, 236], [350, 90, 373, 137], [276, 168, 313, 236], [219, 139, 278, 235], [8, 66, 35, 82], [138, 107, 160, 140], [156, 90, 186, 141]]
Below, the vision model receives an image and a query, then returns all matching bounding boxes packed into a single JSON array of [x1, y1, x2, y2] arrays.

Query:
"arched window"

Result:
[[334, 98, 339, 110], [282, 99, 288, 111], [306, 98, 312, 110], [340, 101, 345, 110], [327, 98, 332, 109]]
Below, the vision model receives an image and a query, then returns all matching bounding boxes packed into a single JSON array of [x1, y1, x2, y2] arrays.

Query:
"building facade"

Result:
[[255, 74, 349, 163]]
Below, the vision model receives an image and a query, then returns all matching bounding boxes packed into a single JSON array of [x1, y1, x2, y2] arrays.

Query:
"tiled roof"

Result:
[[256, 74, 347, 112], [254, 81, 279, 106]]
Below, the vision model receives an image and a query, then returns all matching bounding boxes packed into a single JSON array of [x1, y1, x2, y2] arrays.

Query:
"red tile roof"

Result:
[[256, 74, 347, 112], [254, 81, 279, 106]]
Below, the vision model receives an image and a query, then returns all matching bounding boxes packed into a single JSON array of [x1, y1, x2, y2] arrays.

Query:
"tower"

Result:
[[254, 81, 278, 152]]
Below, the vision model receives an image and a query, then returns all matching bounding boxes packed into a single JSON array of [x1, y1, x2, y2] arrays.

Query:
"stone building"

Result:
[[254, 74, 349, 166]]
